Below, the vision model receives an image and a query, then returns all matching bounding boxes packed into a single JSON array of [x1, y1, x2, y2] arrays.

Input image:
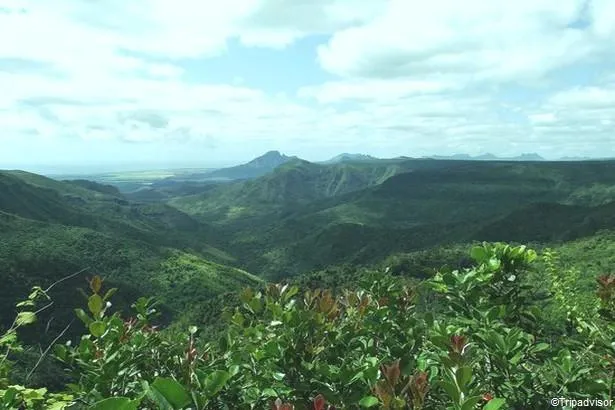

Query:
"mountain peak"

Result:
[[205, 151, 296, 180], [260, 150, 283, 158], [425, 152, 546, 161], [517, 153, 545, 161], [322, 153, 379, 164], [248, 151, 293, 167]]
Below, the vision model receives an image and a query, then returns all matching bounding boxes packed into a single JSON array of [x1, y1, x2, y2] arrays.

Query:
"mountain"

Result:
[[514, 153, 546, 161], [425, 152, 546, 161], [200, 151, 297, 181], [168, 159, 615, 276], [474, 153, 498, 160], [145, 151, 298, 185], [65, 179, 123, 196], [427, 153, 472, 160], [0, 171, 232, 252], [559, 156, 593, 161], [168, 158, 409, 222], [0, 170, 262, 339], [5, 159, 615, 407], [321, 153, 379, 164], [6, 159, 615, 325]]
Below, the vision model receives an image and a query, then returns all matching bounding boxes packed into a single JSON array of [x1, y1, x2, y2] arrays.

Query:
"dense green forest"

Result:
[[1, 156, 615, 409]]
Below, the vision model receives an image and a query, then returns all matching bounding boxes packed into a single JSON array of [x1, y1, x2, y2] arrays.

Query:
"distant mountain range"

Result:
[[154, 151, 297, 184], [320, 153, 380, 164], [200, 151, 552, 182], [559, 156, 593, 161], [424, 153, 547, 161], [423, 153, 615, 161], [167, 158, 615, 276], [204, 150, 297, 180], [119, 151, 613, 194]]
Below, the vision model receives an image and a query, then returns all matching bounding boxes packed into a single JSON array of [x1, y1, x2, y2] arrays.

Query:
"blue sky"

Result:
[[1, 0, 614, 173]]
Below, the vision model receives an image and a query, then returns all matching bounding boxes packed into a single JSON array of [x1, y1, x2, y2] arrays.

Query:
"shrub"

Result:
[[1, 243, 613, 409]]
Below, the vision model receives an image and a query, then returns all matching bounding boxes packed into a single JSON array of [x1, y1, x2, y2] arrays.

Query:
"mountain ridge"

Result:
[[195, 150, 297, 181], [320, 153, 380, 164], [425, 152, 546, 161]]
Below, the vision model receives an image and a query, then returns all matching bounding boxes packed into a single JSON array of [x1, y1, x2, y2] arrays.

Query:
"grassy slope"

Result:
[[1, 170, 234, 262], [0, 172, 260, 341], [169, 159, 409, 221], [168, 159, 615, 277], [5, 159, 615, 333]]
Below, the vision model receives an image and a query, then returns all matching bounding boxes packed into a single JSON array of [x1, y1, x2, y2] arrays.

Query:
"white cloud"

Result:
[[298, 79, 456, 103], [528, 113, 558, 124], [0, 0, 380, 66], [1, 0, 615, 167], [527, 84, 615, 153], [549, 87, 615, 108], [317, 0, 610, 82], [589, 0, 615, 38]]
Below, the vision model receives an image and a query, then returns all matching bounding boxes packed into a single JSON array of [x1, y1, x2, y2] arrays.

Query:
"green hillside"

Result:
[[3, 160, 615, 408], [169, 158, 408, 221], [166, 159, 615, 277], [0, 172, 260, 343], [0, 171, 234, 258]]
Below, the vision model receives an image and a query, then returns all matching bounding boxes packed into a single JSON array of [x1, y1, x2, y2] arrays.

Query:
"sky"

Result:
[[1, 0, 614, 173]]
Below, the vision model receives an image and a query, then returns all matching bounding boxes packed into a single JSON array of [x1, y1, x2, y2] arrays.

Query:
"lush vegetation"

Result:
[[3, 156, 615, 408], [1, 243, 614, 409], [0, 171, 252, 343], [167, 159, 615, 277]]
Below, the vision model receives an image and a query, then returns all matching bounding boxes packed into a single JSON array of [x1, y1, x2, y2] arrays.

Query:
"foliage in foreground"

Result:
[[1, 243, 614, 409]]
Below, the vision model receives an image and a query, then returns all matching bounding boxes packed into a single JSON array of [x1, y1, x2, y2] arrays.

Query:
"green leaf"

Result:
[[0, 330, 17, 346], [559, 349, 572, 373], [359, 396, 380, 407], [509, 351, 522, 365], [284, 285, 299, 301], [437, 380, 460, 403], [201, 370, 231, 397], [103, 288, 118, 302], [88, 295, 104, 317], [470, 246, 488, 263], [532, 342, 550, 353], [78, 338, 95, 357], [584, 380, 609, 394], [54, 344, 68, 361], [461, 395, 483, 410], [483, 398, 506, 410], [15, 311, 36, 326], [16, 300, 35, 308], [526, 249, 537, 263], [455, 366, 472, 388], [74, 308, 92, 326], [149, 378, 191, 410], [261, 388, 277, 398], [488, 258, 501, 270], [89, 397, 140, 410], [229, 365, 240, 377], [2, 387, 18, 405], [47, 402, 71, 410], [272, 372, 285, 381], [89, 321, 107, 337]]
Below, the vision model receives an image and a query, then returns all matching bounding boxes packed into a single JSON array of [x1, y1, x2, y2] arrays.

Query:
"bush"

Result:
[[1, 243, 614, 409]]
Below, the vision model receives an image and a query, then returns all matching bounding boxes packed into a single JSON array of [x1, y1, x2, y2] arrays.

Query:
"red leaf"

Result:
[[313, 394, 326, 410]]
